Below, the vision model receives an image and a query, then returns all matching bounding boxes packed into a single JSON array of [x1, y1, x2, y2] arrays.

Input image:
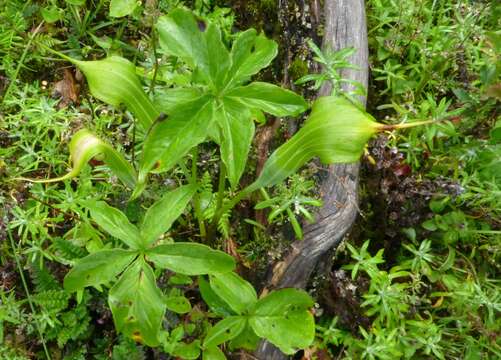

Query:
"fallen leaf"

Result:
[[53, 68, 80, 108]]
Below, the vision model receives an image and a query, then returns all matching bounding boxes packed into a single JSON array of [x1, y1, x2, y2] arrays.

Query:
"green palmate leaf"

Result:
[[226, 82, 308, 117], [249, 306, 314, 355], [141, 184, 197, 245], [229, 325, 260, 351], [153, 87, 204, 114], [82, 200, 143, 249], [70, 56, 158, 130], [172, 340, 201, 360], [156, 9, 208, 71], [199, 276, 235, 316], [217, 99, 255, 188], [204, 316, 246, 347], [252, 288, 314, 315], [209, 272, 257, 315], [109, 0, 138, 18], [109, 258, 165, 347], [21, 129, 136, 188], [146, 243, 235, 275], [205, 23, 231, 89], [249, 289, 315, 355], [226, 29, 278, 87], [156, 8, 230, 89], [138, 96, 213, 191], [64, 249, 137, 292], [250, 96, 383, 190], [203, 346, 227, 360]]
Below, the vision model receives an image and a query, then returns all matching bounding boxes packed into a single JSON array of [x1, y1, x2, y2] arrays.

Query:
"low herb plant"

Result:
[[18, 7, 431, 359]]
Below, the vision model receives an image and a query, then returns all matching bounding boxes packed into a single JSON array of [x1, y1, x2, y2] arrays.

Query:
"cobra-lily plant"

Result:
[[25, 7, 434, 359]]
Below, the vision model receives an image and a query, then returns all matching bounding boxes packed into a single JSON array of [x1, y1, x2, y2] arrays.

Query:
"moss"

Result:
[[289, 57, 309, 81]]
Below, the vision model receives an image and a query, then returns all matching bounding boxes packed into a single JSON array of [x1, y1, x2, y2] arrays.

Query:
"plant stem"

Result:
[[377, 118, 440, 131], [7, 230, 52, 360], [207, 162, 227, 242], [1, 21, 44, 105], [190, 148, 207, 238]]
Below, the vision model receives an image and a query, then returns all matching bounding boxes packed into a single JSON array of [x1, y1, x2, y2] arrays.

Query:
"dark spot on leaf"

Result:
[[197, 19, 206, 32], [226, 329, 231, 334], [154, 160, 162, 169], [128, 301, 133, 306], [157, 112, 167, 122], [86, 274, 91, 279]]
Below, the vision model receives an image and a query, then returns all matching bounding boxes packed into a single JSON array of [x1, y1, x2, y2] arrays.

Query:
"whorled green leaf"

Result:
[[249, 306, 315, 355], [156, 8, 230, 90], [203, 346, 227, 360], [146, 243, 235, 275], [226, 82, 308, 117], [141, 184, 197, 246], [82, 199, 143, 249], [70, 56, 158, 130], [156, 9, 208, 74], [226, 29, 278, 87], [205, 23, 231, 90], [251, 288, 314, 316], [217, 99, 255, 189], [204, 316, 246, 347], [153, 87, 204, 114], [64, 249, 137, 292], [249, 96, 383, 190], [137, 96, 213, 195], [109, 258, 165, 347], [109, 0, 138, 18], [209, 272, 257, 315], [229, 324, 260, 351], [248, 289, 315, 355], [199, 276, 235, 316], [20, 129, 136, 188], [172, 340, 201, 360]]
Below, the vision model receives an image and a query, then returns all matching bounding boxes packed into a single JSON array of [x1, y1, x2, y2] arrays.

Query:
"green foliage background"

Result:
[[0, 0, 499, 359]]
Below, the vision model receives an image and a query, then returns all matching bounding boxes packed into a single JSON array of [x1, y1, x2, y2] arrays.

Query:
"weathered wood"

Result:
[[254, 0, 368, 358]]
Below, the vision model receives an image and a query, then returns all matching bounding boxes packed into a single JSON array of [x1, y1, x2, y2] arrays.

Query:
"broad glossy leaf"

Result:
[[64, 249, 136, 292], [199, 276, 235, 316], [209, 272, 257, 315], [109, 0, 137, 18], [82, 200, 143, 249], [252, 288, 314, 316], [146, 243, 235, 275], [156, 9, 208, 73], [72, 56, 159, 130], [172, 340, 201, 360], [248, 288, 315, 354], [205, 23, 230, 89], [138, 96, 213, 188], [204, 316, 246, 347], [226, 29, 278, 87], [109, 258, 165, 347], [165, 295, 192, 314], [23, 129, 136, 188], [249, 307, 314, 355], [250, 96, 381, 190], [153, 87, 204, 114], [217, 99, 255, 189], [141, 184, 197, 245], [203, 346, 227, 360], [229, 324, 260, 351], [226, 82, 307, 117]]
